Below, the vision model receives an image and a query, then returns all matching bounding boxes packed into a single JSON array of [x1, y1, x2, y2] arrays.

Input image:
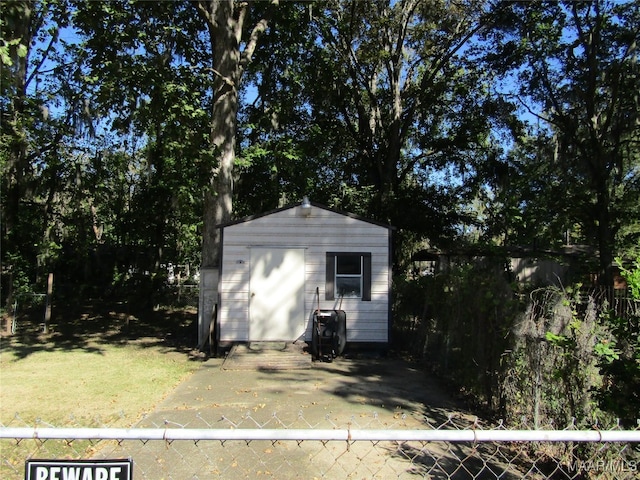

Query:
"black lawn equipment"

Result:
[[312, 287, 346, 362]]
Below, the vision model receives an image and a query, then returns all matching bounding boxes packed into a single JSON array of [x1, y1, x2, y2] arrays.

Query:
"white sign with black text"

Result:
[[25, 459, 132, 480]]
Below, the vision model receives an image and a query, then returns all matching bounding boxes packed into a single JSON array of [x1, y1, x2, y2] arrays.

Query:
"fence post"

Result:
[[5, 271, 13, 335], [4, 305, 13, 335], [44, 273, 53, 334]]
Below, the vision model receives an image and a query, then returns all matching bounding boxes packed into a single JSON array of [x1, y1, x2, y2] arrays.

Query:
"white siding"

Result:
[[510, 257, 569, 286], [218, 205, 391, 343]]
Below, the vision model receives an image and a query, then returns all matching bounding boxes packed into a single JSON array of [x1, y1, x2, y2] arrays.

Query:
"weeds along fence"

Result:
[[393, 263, 640, 425], [2, 413, 639, 479], [584, 285, 639, 321]]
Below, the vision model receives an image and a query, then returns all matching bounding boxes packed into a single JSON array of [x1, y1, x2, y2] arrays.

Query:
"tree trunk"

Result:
[[196, 0, 238, 268], [194, 0, 274, 349], [594, 174, 614, 286], [196, 0, 274, 268]]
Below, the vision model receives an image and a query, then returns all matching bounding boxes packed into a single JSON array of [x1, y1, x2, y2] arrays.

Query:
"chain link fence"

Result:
[[3, 293, 48, 335], [2, 412, 638, 479]]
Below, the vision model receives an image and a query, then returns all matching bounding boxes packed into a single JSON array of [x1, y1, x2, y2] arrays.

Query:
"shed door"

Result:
[[249, 247, 305, 341]]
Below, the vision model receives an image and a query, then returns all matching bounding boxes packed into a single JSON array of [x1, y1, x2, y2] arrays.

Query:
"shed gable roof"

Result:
[[218, 201, 395, 230]]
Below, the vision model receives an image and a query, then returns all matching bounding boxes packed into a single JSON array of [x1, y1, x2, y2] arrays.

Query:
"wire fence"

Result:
[[4, 293, 48, 335], [2, 412, 639, 479]]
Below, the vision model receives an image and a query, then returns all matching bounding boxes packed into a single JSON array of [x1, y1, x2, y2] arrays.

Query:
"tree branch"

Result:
[[25, 28, 58, 90]]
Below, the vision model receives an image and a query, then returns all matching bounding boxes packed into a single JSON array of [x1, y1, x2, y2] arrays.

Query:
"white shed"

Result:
[[206, 199, 393, 349]]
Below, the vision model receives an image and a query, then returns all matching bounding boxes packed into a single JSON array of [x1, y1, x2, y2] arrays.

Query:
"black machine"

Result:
[[312, 286, 347, 361]]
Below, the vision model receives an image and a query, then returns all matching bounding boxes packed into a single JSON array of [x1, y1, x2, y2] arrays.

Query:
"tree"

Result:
[[73, 0, 276, 269], [72, 0, 213, 277], [484, 0, 640, 282], [192, 0, 276, 269], [1, 0, 87, 299], [233, 3, 317, 214], [1, 0, 36, 248], [241, 0, 517, 263]]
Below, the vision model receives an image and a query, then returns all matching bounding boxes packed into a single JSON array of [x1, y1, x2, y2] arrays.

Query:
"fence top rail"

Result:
[[2, 427, 639, 444]]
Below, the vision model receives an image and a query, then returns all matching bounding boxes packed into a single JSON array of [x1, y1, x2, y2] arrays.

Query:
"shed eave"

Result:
[[217, 201, 395, 231]]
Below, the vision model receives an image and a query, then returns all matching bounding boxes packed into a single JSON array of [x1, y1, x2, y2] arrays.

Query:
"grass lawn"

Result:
[[0, 302, 204, 478], [1, 338, 199, 426]]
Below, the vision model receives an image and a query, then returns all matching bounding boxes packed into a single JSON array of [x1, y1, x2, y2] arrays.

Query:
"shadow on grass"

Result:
[[1, 300, 198, 360]]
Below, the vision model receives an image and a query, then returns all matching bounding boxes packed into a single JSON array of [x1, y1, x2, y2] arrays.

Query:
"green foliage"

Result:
[[531, 286, 607, 426], [595, 257, 640, 426], [545, 331, 573, 350], [394, 257, 520, 412], [0, 37, 27, 66], [481, 0, 640, 276], [395, 256, 640, 427], [2, 252, 33, 299], [618, 257, 640, 299], [242, 0, 502, 249], [594, 341, 620, 363]]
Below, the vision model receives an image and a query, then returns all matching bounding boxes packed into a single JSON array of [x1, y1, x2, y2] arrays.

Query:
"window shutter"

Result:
[[362, 253, 372, 301], [325, 253, 335, 300]]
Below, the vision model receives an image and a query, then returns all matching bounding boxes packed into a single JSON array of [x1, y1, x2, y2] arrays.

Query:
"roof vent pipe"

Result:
[[301, 196, 312, 216]]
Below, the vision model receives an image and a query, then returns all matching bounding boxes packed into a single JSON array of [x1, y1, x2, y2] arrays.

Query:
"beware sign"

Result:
[[25, 459, 132, 480]]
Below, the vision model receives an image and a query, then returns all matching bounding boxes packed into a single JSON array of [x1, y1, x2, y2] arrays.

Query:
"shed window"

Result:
[[326, 252, 371, 301]]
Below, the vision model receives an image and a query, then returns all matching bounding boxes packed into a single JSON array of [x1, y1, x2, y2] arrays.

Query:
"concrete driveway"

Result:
[[141, 352, 469, 429], [95, 351, 515, 479]]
